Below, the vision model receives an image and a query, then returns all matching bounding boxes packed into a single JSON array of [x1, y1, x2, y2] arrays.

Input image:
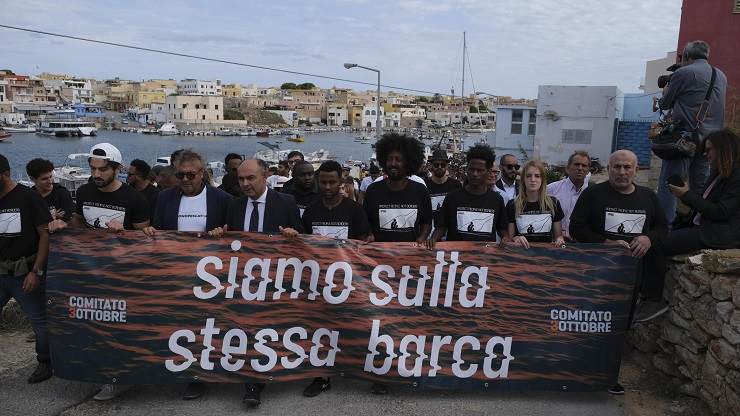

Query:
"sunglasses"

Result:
[[504, 164, 521, 170], [175, 169, 202, 180]]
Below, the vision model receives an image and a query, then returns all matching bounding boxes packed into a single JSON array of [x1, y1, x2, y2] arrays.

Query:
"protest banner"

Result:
[[47, 229, 637, 390]]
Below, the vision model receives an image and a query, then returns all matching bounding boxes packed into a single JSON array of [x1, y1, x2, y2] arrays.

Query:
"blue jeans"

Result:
[[0, 274, 50, 362], [657, 152, 709, 224]]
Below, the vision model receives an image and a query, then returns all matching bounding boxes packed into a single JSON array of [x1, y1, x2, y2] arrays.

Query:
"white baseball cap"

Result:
[[88, 143, 122, 164]]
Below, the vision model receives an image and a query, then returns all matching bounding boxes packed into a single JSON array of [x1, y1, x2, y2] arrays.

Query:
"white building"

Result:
[[176, 79, 223, 96], [640, 51, 677, 94], [384, 111, 401, 128], [242, 84, 276, 97], [361, 104, 384, 128], [165, 95, 224, 122], [267, 110, 299, 126], [0, 113, 27, 124], [492, 105, 537, 154], [44, 79, 94, 104], [148, 103, 168, 124], [327, 105, 348, 126], [534, 85, 624, 166]]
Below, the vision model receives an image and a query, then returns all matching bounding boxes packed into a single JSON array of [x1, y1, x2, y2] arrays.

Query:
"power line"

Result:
[[0, 24, 449, 96]]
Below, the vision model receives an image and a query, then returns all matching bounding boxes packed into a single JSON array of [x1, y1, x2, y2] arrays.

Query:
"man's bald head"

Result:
[[237, 158, 269, 198], [608, 150, 638, 193]]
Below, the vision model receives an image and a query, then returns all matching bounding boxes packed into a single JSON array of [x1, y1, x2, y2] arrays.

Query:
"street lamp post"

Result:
[[344, 63, 381, 137]]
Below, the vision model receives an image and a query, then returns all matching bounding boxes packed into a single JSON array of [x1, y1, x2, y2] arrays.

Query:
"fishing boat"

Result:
[[286, 132, 305, 143], [157, 122, 179, 136], [2, 124, 36, 133]]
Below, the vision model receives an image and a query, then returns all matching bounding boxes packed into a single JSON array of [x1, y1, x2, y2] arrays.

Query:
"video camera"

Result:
[[657, 63, 681, 89]]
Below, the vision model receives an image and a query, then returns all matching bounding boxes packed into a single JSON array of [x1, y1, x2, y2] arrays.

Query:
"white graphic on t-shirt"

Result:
[[83, 205, 125, 229], [312, 225, 349, 239], [431, 195, 446, 212], [456, 210, 494, 233], [516, 213, 552, 235], [299, 208, 305, 218], [379, 208, 417, 230], [605, 211, 646, 235], [0, 212, 21, 234]]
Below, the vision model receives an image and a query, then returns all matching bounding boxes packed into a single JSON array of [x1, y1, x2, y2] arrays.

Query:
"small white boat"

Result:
[[153, 156, 171, 167], [158, 122, 179, 136], [77, 126, 98, 136], [216, 127, 238, 136], [53, 154, 92, 199], [2, 125, 36, 133]]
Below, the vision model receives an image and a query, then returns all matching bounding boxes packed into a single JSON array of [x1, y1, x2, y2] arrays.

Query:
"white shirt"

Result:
[[267, 175, 289, 190], [547, 176, 589, 238], [177, 186, 208, 231], [244, 188, 268, 232], [495, 181, 517, 207], [360, 176, 375, 192]]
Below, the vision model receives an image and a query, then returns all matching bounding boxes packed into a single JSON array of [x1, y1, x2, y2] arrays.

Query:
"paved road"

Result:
[[1, 330, 626, 416]]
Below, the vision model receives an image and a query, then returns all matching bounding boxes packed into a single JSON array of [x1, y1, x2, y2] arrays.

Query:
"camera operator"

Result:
[[656, 40, 727, 225]]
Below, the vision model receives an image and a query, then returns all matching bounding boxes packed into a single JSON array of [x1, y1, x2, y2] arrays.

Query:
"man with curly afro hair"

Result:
[[361, 133, 433, 394]]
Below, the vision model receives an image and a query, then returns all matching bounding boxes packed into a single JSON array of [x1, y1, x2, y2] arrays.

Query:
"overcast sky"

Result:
[[0, 0, 683, 98]]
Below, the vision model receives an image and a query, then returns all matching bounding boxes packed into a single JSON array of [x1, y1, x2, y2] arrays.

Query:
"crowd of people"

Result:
[[1, 38, 738, 412]]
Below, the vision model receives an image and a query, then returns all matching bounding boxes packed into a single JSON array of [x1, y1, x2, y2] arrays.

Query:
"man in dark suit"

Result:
[[210, 158, 302, 409]]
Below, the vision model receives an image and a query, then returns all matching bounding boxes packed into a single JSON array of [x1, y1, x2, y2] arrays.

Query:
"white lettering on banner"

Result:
[[166, 319, 341, 373], [549, 309, 613, 333], [364, 320, 515, 379], [193, 243, 490, 309], [67, 296, 127, 323]]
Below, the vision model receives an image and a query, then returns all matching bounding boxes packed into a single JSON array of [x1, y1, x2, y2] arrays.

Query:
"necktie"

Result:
[[249, 201, 260, 232]]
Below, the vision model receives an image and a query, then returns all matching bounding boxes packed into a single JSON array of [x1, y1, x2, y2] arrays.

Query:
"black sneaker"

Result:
[[242, 383, 264, 408], [633, 301, 668, 323], [371, 382, 388, 395], [27, 361, 52, 384], [182, 381, 205, 400], [303, 377, 331, 397], [608, 383, 625, 395]]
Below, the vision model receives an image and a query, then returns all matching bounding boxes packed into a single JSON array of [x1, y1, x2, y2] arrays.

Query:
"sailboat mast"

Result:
[[460, 31, 466, 128]]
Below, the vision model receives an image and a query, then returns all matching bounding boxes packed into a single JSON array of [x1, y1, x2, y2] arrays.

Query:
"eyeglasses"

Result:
[[175, 169, 203, 180], [504, 164, 520, 170]]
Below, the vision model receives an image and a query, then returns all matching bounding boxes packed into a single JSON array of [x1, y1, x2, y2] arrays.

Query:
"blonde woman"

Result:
[[506, 160, 565, 248]]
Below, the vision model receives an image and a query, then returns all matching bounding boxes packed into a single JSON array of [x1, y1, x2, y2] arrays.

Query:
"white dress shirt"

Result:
[[547, 176, 589, 238], [244, 188, 268, 232], [495, 181, 517, 207]]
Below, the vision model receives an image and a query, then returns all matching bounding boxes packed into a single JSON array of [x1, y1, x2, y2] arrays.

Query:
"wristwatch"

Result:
[[32, 269, 45, 278]]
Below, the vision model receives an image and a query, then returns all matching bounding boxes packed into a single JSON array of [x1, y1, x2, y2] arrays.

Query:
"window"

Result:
[[562, 129, 592, 144], [215, 104, 218, 110], [216, 115, 219, 120], [365, 110, 370, 115], [182, 103, 188, 109], [202, 115, 206, 120], [511, 109, 523, 134], [528, 110, 537, 135]]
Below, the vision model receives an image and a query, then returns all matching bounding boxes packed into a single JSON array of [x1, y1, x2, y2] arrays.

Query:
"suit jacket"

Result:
[[226, 189, 304, 233], [153, 185, 233, 231], [680, 166, 740, 249]]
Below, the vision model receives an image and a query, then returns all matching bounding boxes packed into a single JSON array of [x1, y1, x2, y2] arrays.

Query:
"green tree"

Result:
[[469, 105, 479, 113], [297, 83, 316, 90], [416, 96, 429, 103], [223, 109, 245, 120], [280, 82, 297, 90]]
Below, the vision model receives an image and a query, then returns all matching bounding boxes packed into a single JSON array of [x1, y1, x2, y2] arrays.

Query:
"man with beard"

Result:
[[424, 149, 462, 233], [209, 158, 301, 409], [299, 160, 369, 398], [570, 150, 668, 395], [65, 143, 149, 400], [0, 154, 54, 384], [547, 151, 591, 240], [142, 149, 231, 401], [281, 161, 320, 217], [218, 153, 243, 197], [127, 159, 159, 221], [362, 133, 432, 395], [428, 144, 507, 245], [494, 154, 520, 206], [364, 133, 432, 246], [26, 158, 74, 223]]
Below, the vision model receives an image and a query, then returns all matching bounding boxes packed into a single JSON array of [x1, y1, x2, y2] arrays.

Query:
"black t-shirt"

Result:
[[425, 177, 462, 226], [363, 179, 433, 242], [506, 196, 565, 242], [283, 187, 320, 218], [438, 187, 507, 241], [75, 183, 150, 230], [0, 184, 53, 261], [302, 197, 370, 240], [34, 184, 74, 221], [139, 183, 161, 220], [569, 181, 667, 244]]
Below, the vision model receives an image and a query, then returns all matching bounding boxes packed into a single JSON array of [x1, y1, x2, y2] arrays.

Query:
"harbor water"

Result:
[[0, 130, 502, 178]]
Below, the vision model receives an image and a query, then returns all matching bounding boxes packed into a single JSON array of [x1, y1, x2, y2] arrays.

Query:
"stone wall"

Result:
[[628, 250, 740, 416]]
